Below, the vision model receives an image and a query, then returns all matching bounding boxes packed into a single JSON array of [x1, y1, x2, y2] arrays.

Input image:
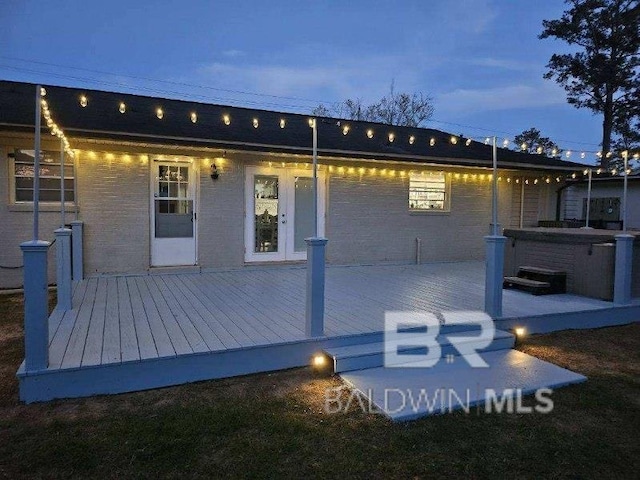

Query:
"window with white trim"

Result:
[[408, 171, 449, 211], [10, 149, 75, 203]]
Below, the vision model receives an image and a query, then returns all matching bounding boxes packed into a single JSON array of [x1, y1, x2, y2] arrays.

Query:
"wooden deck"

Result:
[[19, 261, 640, 402]]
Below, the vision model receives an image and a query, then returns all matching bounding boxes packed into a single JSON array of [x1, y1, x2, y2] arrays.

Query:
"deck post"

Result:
[[70, 220, 84, 282], [484, 235, 506, 318], [20, 240, 51, 371], [614, 234, 634, 305], [55, 228, 73, 310], [305, 237, 328, 338]]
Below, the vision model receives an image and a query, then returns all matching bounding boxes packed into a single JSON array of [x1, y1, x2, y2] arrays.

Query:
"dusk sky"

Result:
[[1, 0, 605, 164]]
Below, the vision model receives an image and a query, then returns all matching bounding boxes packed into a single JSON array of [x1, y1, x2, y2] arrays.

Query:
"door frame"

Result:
[[149, 158, 199, 267], [244, 165, 326, 263]]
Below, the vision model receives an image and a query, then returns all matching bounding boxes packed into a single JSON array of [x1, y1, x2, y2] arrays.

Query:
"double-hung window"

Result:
[[408, 171, 449, 211], [10, 149, 75, 203]]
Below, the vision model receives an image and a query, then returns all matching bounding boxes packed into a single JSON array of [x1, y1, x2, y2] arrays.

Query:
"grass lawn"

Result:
[[0, 293, 639, 479]]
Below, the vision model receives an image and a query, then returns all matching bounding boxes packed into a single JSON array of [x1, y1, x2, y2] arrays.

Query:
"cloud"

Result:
[[191, 55, 428, 109], [469, 57, 538, 72], [222, 49, 245, 58], [436, 82, 566, 117]]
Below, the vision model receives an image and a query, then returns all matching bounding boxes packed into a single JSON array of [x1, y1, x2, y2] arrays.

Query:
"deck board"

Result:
[[150, 275, 209, 353], [126, 277, 159, 360], [162, 274, 240, 350], [61, 278, 98, 369], [156, 275, 226, 351], [133, 277, 177, 358], [81, 277, 108, 366], [117, 276, 140, 362], [45, 261, 618, 375], [101, 277, 121, 364]]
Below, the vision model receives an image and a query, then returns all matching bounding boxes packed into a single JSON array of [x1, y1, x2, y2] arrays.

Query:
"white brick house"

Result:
[[0, 81, 588, 288]]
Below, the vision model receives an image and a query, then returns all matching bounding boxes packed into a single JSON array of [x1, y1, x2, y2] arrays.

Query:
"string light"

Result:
[[40, 96, 74, 158], [51, 87, 640, 176]]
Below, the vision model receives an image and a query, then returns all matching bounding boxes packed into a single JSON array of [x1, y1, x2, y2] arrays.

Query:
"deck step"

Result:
[[340, 349, 586, 421], [515, 266, 567, 294], [503, 276, 551, 295], [323, 329, 514, 373]]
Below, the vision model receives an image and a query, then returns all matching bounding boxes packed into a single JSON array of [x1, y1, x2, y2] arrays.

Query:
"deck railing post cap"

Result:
[[54, 228, 72, 235], [304, 237, 328, 246], [20, 240, 51, 250], [70, 220, 84, 226], [484, 235, 507, 242]]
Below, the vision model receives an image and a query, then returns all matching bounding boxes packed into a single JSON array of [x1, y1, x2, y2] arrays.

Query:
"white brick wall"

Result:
[[0, 136, 560, 286]]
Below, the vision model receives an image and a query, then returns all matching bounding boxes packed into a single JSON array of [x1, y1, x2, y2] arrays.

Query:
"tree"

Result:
[[513, 128, 563, 156], [539, 0, 640, 170], [312, 81, 434, 127]]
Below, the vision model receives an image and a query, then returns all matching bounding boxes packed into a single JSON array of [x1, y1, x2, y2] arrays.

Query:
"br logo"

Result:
[[384, 311, 495, 368]]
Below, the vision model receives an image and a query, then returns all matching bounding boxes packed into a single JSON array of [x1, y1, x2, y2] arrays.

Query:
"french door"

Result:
[[150, 161, 197, 266], [244, 166, 325, 262]]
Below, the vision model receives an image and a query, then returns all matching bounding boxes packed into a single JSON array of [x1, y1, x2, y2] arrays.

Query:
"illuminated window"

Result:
[[10, 149, 75, 203], [408, 172, 449, 211]]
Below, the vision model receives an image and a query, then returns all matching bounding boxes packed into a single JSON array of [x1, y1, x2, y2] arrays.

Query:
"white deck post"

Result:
[[614, 234, 634, 305], [55, 227, 73, 310], [305, 237, 328, 338], [21, 240, 51, 371], [70, 220, 84, 282], [485, 235, 506, 318]]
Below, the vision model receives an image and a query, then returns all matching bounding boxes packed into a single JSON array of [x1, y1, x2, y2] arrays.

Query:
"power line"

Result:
[[0, 55, 326, 105], [0, 56, 607, 151]]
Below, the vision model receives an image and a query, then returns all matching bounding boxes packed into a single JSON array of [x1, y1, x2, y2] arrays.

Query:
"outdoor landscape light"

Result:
[[465, 138, 472, 146], [388, 133, 395, 142], [253, 118, 259, 128], [156, 108, 164, 119], [312, 354, 326, 368], [515, 327, 526, 337], [280, 118, 286, 128], [119, 102, 126, 113], [79, 95, 88, 107], [430, 137, 436, 146], [342, 125, 350, 135], [190, 112, 197, 123], [366, 129, 374, 138], [450, 135, 458, 144], [409, 135, 415, 144], [223, 114, 231, 125]]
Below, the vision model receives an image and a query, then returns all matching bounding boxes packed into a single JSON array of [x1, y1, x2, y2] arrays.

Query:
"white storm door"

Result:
[[151, 161, 197, 267], [284, 170, 326, 261], [245, 167, 286, 262]]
